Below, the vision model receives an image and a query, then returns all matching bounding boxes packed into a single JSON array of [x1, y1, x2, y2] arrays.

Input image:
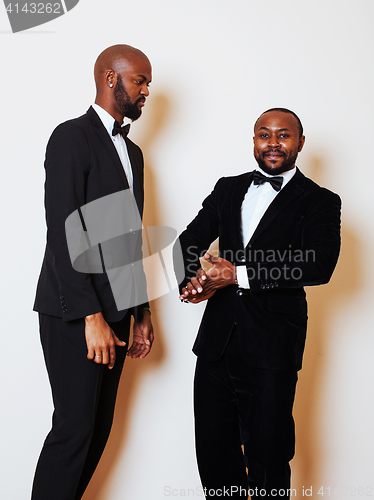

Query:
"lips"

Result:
[[264, 150, 284, 160], [137, 98, 146, 107]]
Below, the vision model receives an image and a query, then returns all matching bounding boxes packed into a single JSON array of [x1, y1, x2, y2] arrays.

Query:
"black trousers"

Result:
[[194, 327, 298, 500], [31, 312, 131, 500]]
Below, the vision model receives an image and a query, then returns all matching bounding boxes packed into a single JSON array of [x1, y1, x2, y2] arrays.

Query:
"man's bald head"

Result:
[[93, 44, 152, 123], [94, 44, 150, 90]]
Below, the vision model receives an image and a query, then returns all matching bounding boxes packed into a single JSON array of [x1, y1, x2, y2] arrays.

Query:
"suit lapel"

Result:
[[230, 172, 254, 251], [125, 138, 143, 215], [86, 106, 130, 191], [247, 168, 305, 247]]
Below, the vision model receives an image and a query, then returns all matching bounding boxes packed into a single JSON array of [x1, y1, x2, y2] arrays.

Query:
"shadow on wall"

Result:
[[292, 156, 362, 491], [82, 93, 171, 500]]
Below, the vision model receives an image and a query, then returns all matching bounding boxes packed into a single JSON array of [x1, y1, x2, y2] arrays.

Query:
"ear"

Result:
[[105, 70, 115, 89], [298, 135, 305, 152]]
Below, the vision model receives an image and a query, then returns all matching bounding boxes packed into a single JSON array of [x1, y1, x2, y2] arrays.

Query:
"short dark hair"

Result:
[[255, 107, 304, 138]]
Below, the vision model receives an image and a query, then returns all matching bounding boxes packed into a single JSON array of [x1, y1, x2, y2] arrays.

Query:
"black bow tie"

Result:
[[112, 121, 130, 138], [252, 170, 283, 192]]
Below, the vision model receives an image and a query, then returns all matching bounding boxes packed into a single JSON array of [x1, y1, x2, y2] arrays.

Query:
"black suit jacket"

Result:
[[34, 106, 147, 323], [177, 169, 341, 371]]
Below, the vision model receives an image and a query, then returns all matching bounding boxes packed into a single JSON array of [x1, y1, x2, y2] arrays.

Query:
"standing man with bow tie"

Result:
[[176, 108, 341, 499], [32, 44, 154, 500]]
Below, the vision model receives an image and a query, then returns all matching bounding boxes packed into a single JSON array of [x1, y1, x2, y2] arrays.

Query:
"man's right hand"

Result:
[[179, 253, 237, 304], [85, 312, 126, 369]]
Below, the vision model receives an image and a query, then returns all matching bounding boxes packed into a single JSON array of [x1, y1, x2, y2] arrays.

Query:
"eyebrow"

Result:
[[257, 127, 291, 132], [135, 74, 152, 82]]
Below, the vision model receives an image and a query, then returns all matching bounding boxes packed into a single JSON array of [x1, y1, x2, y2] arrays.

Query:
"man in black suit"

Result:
[[32, 45, 154, 500], [177, 109, 341, 499]]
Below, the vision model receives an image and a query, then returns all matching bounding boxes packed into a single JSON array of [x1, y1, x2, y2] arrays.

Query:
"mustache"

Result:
[[263, 149, 285, 156]]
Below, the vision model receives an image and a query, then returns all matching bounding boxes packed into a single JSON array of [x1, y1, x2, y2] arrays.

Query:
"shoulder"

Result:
[[125, 136, 143, 157], [295, 169, 341, 206], [47, 113, 91, 148], [212, 171, 251, 191]]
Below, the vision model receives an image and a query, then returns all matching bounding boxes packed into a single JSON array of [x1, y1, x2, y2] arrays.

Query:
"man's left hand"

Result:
[[127, 311, 154, 359]]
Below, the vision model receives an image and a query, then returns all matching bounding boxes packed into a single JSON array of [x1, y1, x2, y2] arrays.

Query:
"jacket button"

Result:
[[236, 289, 243, 296], [239, 256, 246, 262], [260, 285, 265, 290], [274, 282, 279, 288]]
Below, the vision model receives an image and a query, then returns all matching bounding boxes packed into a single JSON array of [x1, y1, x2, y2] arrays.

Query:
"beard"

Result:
[[255, 150, 299, 176], [114, 76, 143, 121]]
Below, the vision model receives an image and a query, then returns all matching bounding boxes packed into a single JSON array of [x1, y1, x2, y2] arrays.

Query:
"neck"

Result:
[[94, 96, 124, 123]]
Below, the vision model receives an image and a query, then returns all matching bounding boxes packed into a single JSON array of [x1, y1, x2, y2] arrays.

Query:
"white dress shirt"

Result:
[[236, 166, 296, 288], [92, 103, 133, 191]]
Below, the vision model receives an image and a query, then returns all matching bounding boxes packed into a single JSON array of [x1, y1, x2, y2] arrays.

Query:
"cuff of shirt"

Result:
[[236, 265, 250, 288]]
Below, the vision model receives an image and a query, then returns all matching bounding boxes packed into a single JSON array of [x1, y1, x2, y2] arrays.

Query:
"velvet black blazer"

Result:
[[177, 169, 341, 371], [34, 106, 147, 323]]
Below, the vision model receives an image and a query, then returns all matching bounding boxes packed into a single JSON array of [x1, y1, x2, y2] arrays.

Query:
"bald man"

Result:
[[32, 45, 154, 500]]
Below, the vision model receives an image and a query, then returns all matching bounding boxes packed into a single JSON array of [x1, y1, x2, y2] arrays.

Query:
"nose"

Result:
[[140, 84, 150, 97], [269, 135, 280, 148]]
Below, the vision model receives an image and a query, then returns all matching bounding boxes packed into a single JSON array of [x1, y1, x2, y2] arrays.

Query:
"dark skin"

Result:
[[86, 45, 153, 368], [180, 110, 305, 303]]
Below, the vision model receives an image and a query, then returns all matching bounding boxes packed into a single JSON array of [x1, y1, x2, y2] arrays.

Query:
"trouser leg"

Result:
[[227, 330, 298, 500], [74, 315, 130, 499], [194, 356, 248, 499], [31, 312, 130, 500], [193, 328, 298, 500]]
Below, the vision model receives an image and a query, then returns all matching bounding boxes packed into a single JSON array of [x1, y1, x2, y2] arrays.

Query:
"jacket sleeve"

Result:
[[247, 189, 342, 292], [44, 121, 102, 320], [174, 178, 225, 293]]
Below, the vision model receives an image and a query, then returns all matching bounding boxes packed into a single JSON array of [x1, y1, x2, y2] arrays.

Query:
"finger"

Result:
[[101, 348, 110, 366], [87, 345, 95, 361], [139, 343, 151, 359], [186, 281, 198, 295], [197, 269, 207, 283], [108, 345, 116, 370], [113, 333, 127, 347], [179, 285, 190, 299], [149, 330, 155, 346], [190, 277, 202, 293], [204, 252, 220, 265], [136, 340, 151, 359], [128, 342, 142, 358], [94, 351, 103, 364]]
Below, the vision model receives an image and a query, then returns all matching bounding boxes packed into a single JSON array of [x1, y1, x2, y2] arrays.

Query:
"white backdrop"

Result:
[[1, 1, 373, 499]]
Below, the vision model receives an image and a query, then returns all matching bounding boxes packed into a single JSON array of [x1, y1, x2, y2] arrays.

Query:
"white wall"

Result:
[[0, 1, 373, 498]]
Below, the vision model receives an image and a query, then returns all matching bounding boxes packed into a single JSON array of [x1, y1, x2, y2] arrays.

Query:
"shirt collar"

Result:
[[92, 103, 131, 137]]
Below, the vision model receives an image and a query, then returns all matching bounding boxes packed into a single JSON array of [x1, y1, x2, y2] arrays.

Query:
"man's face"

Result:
[[113, 58, 152, 121], [253, 111, 305, 175]]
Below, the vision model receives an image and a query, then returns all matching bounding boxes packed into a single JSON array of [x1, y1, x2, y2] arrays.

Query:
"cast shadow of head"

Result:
[[83, 93, 171, 500], [292, 156, 362, 491]]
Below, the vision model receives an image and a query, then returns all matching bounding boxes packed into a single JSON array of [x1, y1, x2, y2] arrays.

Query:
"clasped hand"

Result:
[[179, 253, 237, 304]]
